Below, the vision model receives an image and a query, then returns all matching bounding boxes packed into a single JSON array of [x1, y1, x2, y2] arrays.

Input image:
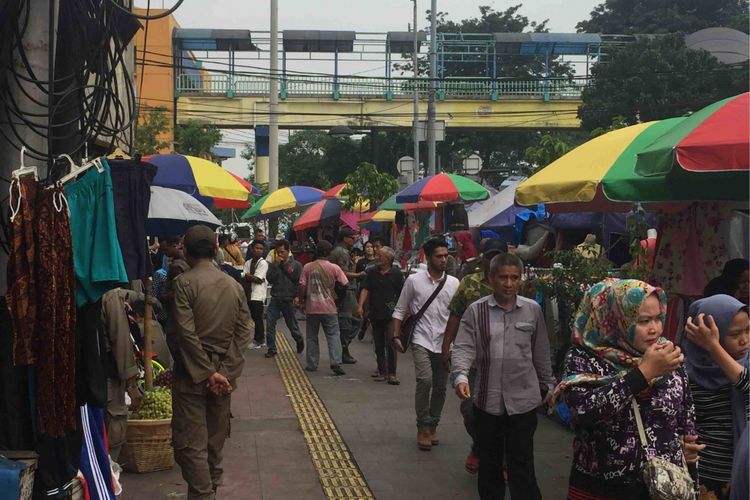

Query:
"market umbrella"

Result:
[[514, 119, 750, 212], [323, 183, 347, 199], [359, 210, 396, 225], [378, 193, 440, 211], [395, 173, 489, 203], [293, 198, 346, 231], [636, 93, 749, 175], [241, 186, 324, 220], [144, 153, 250, 201], [146, 186, 222, 235]]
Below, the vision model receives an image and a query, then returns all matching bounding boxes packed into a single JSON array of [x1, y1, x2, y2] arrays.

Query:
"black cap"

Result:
[[481, 239, 508, 258], [184, 225, 216, 254], [339, 227, 359, 238]]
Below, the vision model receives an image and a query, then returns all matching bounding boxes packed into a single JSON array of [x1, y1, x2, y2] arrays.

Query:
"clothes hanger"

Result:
[[9, 147, 39, 222], [107, 147, 131, 160], [56, 154, 105, 185], [11, 147, 39, 181]]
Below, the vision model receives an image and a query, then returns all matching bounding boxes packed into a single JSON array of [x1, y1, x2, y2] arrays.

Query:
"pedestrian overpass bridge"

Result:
[[175, 73, 584, 130], [169, 29, 616, 131]]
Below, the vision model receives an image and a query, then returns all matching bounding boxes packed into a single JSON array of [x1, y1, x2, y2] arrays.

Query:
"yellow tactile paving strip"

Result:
[[275, 333, 374, 499]]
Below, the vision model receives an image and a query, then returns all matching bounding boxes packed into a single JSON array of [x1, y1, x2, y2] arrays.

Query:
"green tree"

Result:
[[577, 0, 749, 34], [134, 106, 170, 154], [174, 119, 222, 158], [278, 130, 365, 188], [340, 162, 399, 211], [578, 35, 748, 131], [523, 134, 573, 175]]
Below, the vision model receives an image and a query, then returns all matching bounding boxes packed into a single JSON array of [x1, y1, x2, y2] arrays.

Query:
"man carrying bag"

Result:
[[392, 238, 459, 451]]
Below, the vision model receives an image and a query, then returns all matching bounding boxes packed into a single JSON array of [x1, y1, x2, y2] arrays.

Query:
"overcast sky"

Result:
[[135, 0, 602, 177]]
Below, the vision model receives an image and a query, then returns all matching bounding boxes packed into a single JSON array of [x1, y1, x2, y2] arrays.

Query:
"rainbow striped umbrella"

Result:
[[395, 173, 489, 203], [515, 118, 749, 212], [241, 186, 323, 219], [293, 199, 345, 230], [323, 183, 347, 199], [636, 93, 749, 175], [358, 210, 396, 225], [144, 153, 250, 201], [378, 193, 440, 212]]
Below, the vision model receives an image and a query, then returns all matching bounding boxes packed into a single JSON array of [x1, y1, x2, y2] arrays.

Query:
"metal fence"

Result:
[[176, 72, 585, 101]]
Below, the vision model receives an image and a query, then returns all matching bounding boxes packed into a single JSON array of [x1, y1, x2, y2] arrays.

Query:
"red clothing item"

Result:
[[454, 231, 477, 261]]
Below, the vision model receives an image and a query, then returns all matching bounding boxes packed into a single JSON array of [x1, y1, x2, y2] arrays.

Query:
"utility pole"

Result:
[[269, 0, 279, 192], [426, 0, 437, 176], [412, 0, 419, 180]]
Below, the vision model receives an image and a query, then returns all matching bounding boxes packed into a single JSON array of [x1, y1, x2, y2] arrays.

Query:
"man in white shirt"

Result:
[[243, 240, 269, 349], [392, 238, 459, 451]]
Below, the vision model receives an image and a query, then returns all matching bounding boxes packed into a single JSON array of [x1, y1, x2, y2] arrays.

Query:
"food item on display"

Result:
[[131, 386, 172, 420], [154, 369, 173, 389]]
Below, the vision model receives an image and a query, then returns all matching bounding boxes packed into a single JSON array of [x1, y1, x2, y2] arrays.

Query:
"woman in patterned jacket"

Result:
[[555, 279, 700, 499]]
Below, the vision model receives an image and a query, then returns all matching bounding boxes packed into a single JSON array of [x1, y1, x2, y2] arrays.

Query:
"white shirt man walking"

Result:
[[392, 238, 459, 451]]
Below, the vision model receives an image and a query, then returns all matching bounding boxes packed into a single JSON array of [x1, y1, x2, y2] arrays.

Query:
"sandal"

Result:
[[387, 376, 400, 385], [370, 371, 383, 378]]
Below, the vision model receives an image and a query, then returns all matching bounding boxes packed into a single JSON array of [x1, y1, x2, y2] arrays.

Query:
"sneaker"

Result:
[[296, 339, 305, 354], [464, 452, 479, 474], [264, 351, 277, 358], [248, 341, 265, 350], [331, 365, 346, 376], [342, 353, 357, 364]]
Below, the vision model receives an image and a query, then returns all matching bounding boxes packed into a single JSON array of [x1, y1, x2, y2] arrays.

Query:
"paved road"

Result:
[[121, 320, 574, 499], [302, 320, 574, 500]]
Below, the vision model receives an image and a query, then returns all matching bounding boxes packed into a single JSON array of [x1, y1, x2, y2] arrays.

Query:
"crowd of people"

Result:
[[149, 224, 749, 500]]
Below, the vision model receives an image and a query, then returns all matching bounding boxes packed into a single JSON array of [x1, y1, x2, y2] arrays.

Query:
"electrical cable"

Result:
[[106, 0, 184, 20]]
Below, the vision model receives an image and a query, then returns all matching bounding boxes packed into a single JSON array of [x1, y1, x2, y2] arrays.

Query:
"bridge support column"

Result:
[[255, 125, 270, 185]]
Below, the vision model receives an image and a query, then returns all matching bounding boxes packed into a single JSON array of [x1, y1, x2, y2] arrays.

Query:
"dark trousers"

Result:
[[249, 300, 265, 344], [474, 406, 541, 500], [460, 367, 478, 453], [370, 319, 397, 375]]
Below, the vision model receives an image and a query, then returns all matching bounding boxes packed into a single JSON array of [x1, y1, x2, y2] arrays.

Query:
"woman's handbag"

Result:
[[631, 399, 696, 500]]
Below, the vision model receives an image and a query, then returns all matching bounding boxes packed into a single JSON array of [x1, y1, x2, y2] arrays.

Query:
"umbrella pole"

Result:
[[143, 283, 153, 390]]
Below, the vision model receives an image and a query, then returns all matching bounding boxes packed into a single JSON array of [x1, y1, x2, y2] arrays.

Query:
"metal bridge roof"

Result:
[[174, 29, 257, 51]]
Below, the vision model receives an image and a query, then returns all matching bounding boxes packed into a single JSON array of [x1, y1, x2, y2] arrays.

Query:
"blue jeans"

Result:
[[265, 297, 303, 353], [305, 314, 342, 369]]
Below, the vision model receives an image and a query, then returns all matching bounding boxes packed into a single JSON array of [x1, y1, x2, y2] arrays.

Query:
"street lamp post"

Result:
[[426, 0, 437, 176], [269, 0, 279, 193], [412, 0, 420, 178]]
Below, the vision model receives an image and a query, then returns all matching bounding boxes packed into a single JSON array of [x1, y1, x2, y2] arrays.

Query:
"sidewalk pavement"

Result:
[[119, 346, 325, 500], [303, 321, 573, 500]]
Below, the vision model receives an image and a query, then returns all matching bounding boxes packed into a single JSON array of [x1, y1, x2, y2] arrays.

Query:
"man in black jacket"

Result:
[[264, 239, 305, 357]]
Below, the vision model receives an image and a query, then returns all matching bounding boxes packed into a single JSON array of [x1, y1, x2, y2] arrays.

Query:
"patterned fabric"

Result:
[[448, 271, 494, 317], [554, 278, 667, 396], [8, 179, 77, 436], [7, 176, 38, 365], [562, 345, 696, 489], [652, 202, 729, 297], [35, 186, 77, 436]]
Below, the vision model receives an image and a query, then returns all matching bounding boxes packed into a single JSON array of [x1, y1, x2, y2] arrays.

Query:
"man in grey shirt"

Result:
[[451, 253, 554, 500]]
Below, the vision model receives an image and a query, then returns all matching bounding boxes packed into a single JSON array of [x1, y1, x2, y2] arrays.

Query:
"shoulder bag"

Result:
[[631, 398, 695, 500], [398, 276, 446, 350]]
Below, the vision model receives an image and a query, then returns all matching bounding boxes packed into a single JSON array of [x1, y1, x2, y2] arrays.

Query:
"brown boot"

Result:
[[417, 428, 432, 451], [429, 427, 439, 446]]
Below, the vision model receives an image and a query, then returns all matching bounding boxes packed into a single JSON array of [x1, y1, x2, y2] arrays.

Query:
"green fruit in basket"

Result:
[[132, 387, 173, 420]]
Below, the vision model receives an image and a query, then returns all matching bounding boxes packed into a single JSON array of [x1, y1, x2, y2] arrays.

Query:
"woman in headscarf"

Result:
[[704, 258, 750, 305], [684, 294, 750, 500], [555, 278, 698, 499]]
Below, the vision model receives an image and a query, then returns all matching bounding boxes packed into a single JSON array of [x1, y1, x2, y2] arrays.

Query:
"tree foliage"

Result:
[[134, 106, 170, 155], [578, 35, 748, 131], [523, 134, 573, 175], [340, 162, 399, 211], [174, 119, 222, 158], [577, 0, 749, 34]]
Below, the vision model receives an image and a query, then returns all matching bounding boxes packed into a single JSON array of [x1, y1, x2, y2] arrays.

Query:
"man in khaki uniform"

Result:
[[172, 225, 253, 499]]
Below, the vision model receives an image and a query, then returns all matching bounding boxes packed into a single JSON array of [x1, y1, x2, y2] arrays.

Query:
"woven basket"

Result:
[[121, 418, 174, 473]]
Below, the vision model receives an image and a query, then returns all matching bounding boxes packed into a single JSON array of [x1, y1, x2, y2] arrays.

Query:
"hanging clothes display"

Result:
[[65, 160, 129, 306], [7, 176, 77, 437], [7, 175, 38, 366], [107, 158, 157, 281]]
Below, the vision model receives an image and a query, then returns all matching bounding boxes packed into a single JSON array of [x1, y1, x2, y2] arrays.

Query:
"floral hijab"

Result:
[[554, 278, 667, 396]]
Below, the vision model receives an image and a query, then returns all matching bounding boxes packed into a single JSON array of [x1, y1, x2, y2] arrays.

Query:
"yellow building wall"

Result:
[[133, 9, 179, 151]]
